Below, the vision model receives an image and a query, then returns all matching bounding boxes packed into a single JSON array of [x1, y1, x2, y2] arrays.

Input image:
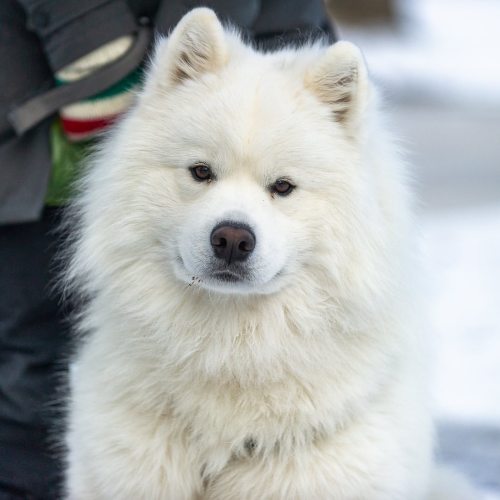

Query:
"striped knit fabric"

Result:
[[56, 36, 142, 141]]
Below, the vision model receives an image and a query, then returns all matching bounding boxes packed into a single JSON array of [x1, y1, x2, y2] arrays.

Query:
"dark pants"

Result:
[[0, 208, 71, 499]]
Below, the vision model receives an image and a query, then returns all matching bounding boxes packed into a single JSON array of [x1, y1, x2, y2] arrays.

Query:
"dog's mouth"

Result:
[[176, 254, 284, 295], [176, 255, 250, 285], [211, 269, 244, 283]]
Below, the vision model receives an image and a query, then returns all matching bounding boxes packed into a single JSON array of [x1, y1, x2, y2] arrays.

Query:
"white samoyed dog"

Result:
[[63, 8, 475, 500]]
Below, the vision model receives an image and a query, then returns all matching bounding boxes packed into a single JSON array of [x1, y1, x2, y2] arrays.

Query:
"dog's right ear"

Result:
[[149, 8, 227, 89]]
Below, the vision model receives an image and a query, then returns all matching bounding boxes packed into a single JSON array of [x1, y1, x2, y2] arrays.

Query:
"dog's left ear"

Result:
[[150, 8, 227, 89], [306, 42, 369, 130]]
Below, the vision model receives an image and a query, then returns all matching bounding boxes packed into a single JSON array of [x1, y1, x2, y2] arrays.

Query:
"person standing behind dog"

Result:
[[0, 1, 336, 497]]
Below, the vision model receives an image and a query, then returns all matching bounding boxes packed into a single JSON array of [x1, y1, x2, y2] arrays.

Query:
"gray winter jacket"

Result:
[[0, 0, 334, 224]]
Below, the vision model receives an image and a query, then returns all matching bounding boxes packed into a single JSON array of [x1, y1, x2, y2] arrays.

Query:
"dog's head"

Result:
[[74, 8, 408, 304]]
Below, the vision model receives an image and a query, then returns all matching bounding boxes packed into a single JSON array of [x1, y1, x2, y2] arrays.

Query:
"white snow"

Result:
[[422, 205, 500, 424], [422, 206, 500, 499]]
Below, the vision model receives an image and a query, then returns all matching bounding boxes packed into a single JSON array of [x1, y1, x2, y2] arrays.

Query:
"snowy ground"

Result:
[[423, 207, 500, 425], [423, 207, 500, 499], [338, 0, 500, 496]]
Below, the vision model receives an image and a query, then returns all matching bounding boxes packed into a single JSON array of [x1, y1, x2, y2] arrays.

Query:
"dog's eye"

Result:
[[271, 178, 295, 197], [190, 163, 213, 182]]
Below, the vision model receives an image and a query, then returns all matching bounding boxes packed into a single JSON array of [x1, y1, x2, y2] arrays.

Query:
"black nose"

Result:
[[210, 222, 256, 264]]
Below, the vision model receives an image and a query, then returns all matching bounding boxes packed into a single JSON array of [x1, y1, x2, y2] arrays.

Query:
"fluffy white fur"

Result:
[[64, 8, 472, 499]]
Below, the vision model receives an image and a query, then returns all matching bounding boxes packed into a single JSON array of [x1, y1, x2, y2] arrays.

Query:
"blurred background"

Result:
[[327, 0, 500, 497], [1, 0, 497, 497]]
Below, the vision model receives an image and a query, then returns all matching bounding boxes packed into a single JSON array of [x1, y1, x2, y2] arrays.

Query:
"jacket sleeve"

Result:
[[0, 0, 53, 223], [16, 0, 138, 72]]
